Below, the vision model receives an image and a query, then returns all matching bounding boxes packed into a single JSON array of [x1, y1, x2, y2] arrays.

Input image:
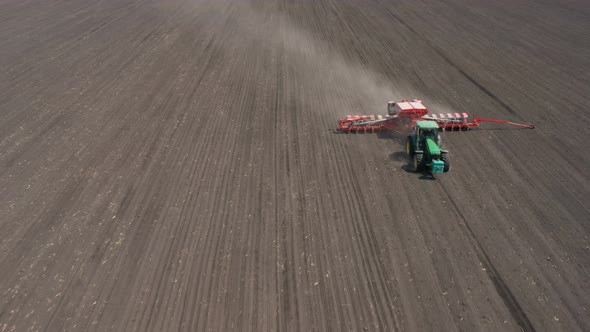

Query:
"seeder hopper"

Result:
[[336, 99, 534, 174]]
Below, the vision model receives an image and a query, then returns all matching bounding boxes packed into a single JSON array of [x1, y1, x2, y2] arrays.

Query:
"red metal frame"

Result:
[[337, 101, 534, 133], [472, 117, 535, 129]]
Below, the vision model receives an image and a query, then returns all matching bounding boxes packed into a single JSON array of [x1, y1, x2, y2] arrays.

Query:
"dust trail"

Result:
[[217, 1, 418, 116], [276, 22, 406, 115]]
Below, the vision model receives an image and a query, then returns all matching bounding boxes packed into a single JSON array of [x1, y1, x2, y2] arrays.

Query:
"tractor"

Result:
[[405, 120, 450, 174]]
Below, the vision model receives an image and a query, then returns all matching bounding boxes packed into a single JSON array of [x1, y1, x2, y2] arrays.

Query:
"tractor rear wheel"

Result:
[[413, 152, 424, 172], [406, 136, 414, 156], [441, 152, 450, 172]]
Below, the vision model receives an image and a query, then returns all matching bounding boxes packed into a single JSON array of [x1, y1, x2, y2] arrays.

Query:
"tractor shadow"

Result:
[[389, 151, 407, 162], [393, 152, 437, 180], [338, 129, 438, 180], [418, 172, 438, 180]]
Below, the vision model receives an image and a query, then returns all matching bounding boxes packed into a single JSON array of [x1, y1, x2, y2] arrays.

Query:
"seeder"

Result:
[[337, 99, 534, 134], [336, 99, 534, 174]]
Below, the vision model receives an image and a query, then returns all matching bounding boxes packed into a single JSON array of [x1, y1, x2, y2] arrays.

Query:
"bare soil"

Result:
[[1, 0, 589, 330]]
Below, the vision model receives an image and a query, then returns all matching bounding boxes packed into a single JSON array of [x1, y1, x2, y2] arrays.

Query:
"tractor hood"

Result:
[[426, 138, 441, 156]]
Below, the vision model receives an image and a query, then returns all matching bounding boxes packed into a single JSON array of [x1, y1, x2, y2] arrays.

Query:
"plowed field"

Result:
[[1, 0, 589, 330]]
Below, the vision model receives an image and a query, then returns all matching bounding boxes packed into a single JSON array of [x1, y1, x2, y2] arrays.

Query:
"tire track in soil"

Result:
[[381, 4, 521, 118], [438, 183, 536, 332], [379, 3, 535, 330]]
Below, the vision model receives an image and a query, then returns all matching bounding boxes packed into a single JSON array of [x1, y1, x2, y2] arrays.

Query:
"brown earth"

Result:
[[1, 0, 589, 331]]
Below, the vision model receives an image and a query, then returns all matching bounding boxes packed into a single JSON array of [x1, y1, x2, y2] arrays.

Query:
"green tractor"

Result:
[[405, 120, 450, 174]]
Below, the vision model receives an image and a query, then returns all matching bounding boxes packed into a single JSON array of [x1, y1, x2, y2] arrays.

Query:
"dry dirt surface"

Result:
[[1, 0, 589, 331]]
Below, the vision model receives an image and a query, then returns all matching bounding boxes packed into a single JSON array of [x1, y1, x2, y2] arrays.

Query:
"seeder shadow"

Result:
[[338, 128, 437, 180], [377, 131, 407, 144], [389, 151, 407, 162], [376, 131, 392, 140], [332, 129, 378, 135]]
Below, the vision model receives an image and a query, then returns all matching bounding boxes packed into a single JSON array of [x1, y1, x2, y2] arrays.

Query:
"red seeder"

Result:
[[337, 99, 534, 134]]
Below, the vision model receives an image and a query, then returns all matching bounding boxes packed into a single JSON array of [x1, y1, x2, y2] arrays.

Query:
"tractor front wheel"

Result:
[[441, 152, 450, 172]]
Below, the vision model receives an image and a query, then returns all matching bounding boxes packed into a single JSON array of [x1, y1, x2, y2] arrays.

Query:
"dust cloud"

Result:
[[214, 1, 417, 116]]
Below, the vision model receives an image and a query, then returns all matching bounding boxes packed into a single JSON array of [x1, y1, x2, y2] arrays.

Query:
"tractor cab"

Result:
[[415, 120, 441, 145]]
